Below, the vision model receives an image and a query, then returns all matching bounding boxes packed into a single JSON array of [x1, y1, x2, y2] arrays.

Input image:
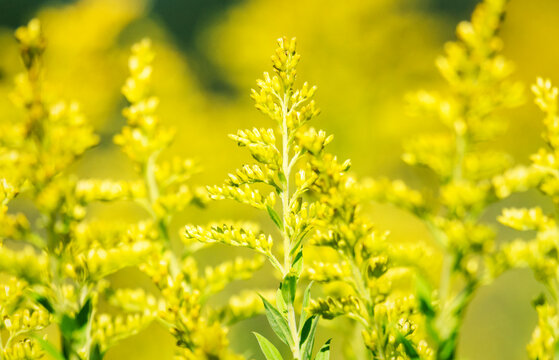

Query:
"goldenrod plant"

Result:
[[96, 38, 263, 360], [0, 18, 107, 360], [4, 1, 559, 359], [0, 19, 260, 360], [1, 19, 178, 360], [363, 0, 523, 358], [0, 18, 127, 360], [304, 155, 434, 359], [184, 37, 333, 360], [495, 78, 559, 359]]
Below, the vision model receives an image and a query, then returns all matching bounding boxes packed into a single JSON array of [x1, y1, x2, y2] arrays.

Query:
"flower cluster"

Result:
[[1, 19, 116, 360], [0, 20, 261, 360], [184, 37, 332, 360], [363, 0, 523, 358], [304, 149, 432, 359], [495, 78, 559, 359], [5, 2, 559, 359], [107, 37, 262, 360]]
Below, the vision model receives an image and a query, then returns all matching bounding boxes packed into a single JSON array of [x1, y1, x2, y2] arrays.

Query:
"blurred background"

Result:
[[1, 0, 559, 358]]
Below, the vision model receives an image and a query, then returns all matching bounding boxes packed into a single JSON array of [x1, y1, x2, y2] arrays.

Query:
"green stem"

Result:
[[265, 252, 285, 275], [424, 218, 458, 359], [347, 313, 370, 329], [281, 94, 291, 273], [436, 254, 456, 360], [145, 152, 160, 206], [280, 91, 302, 360], [433, 117, 468, 360], [439, 253, 453, 315], [374, 320, 388, 360], [347, 255, 370, 306], [80, 286, 95, 360], [346, 255, 383, 358], [4, 329, 31, 349], [144, 152, 181, 278], [424, 218, 454, 320], [44, 218, 73, 360], [287, 303, 301, 359]]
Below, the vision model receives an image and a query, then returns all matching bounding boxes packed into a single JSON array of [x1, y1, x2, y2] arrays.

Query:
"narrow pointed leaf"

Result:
[[415, 275, 435, 318], [276, 289, 288, 316], [260, 294, 293, 347], [254, 332, 284, 360], [396, 330, 420, 359], [300, 315, 319, 360], [278, 172, 287, 186], [281, 275, 297, 305], [299, 281, 313, 328], [291, 250, 303, 277], [267, 205, 283, 230], [90, 343, 104, 360], [299, 315, 318, 347], [439, 339, 456, 360], [290, 227, 311, 257], [314, 339, 331, 360], [75, 297, 92, 329]]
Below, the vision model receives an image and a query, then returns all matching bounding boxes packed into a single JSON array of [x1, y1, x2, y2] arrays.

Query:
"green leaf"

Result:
[[276, 289, 287, 316], [60, 314, 77, 338], [290, 227, 311, 257], [314, 339, 331, 360], [299, 281, 313, 327], [254, 332, 284, 360], [90, 343, 104, 360], [299, 315, 318, 347], [281, 275, 297, 305], [278, 172, 287, 186], [299, 315, 319, 360], [532, 293, 546, 308], [451, 281, 476, 318], [396, 331, 420, 360], [291, 250, 303, 278], [438, 336, 457, 360], [267, 205, 283, 230], [260, 295, 293, 347], [76, 298, 92, 329], [415, 275, 435, 318], [59, 298, 92, 344], [32, 336, 65, 360], [30, 293, 55, 314], [415, 275, 440, 343]]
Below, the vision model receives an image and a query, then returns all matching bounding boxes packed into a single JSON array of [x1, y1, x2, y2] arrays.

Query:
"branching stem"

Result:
[[281, 94, 291, 273], [144, 151, 181, 278]]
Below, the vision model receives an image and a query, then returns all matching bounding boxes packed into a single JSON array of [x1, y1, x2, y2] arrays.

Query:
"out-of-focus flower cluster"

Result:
[[0, 19, 264, 360], [359, 0, 525, 358], [495, 78, 559, 359]]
